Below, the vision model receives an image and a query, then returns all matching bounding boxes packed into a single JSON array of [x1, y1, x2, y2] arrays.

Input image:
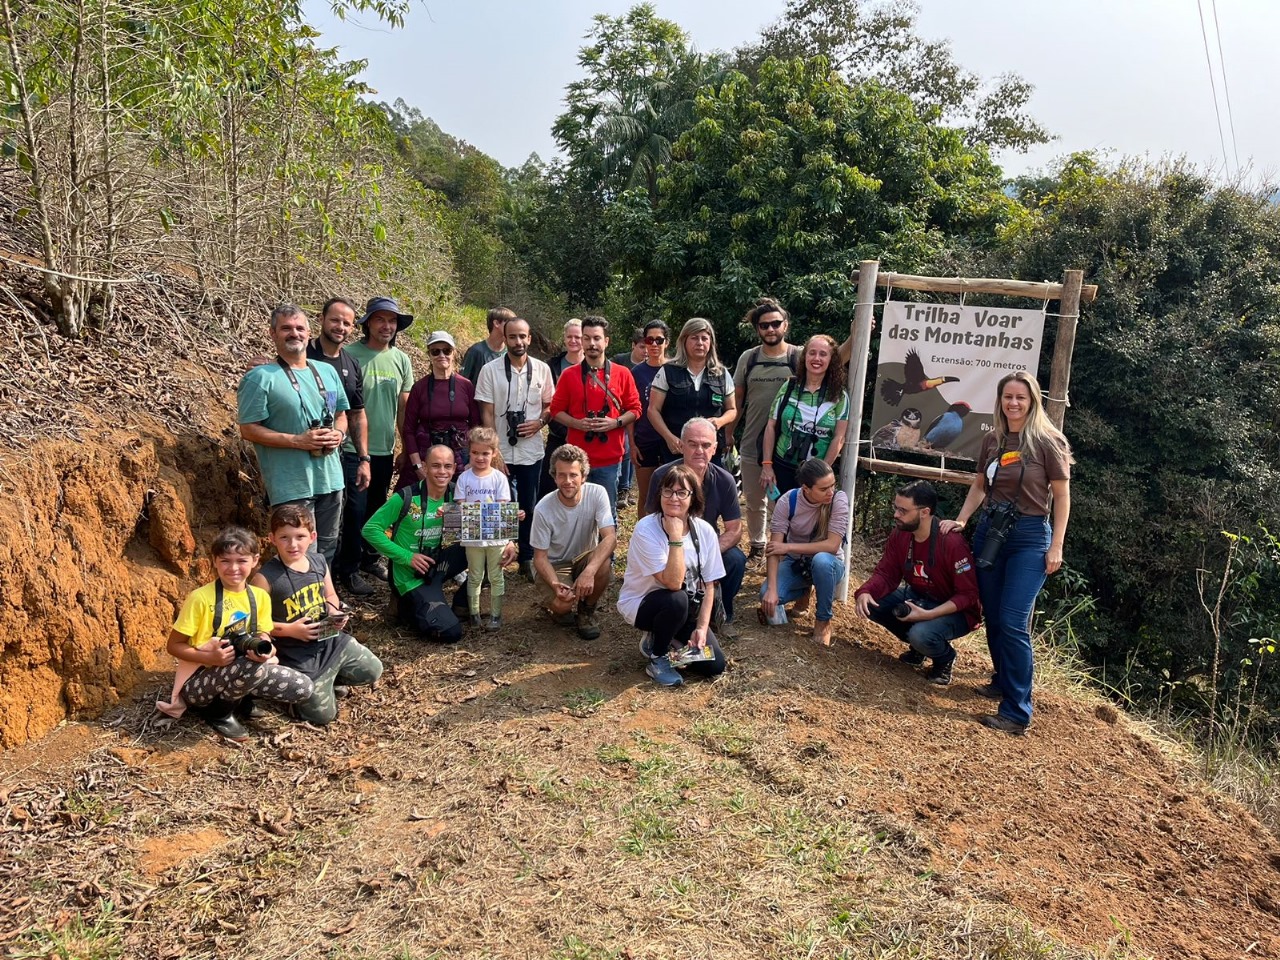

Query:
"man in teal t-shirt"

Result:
[[238, 304, 350, 564], [337, 296, 416, 589]]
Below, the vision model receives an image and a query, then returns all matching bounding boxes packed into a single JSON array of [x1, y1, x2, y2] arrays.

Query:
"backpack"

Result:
[[744, 343, 802, 380]]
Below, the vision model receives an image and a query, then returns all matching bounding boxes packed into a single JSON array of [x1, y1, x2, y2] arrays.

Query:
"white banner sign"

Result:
[[869, 301, 1046, 461]]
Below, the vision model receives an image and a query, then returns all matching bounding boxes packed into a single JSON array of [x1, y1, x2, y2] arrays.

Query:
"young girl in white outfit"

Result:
[[455, 426, 518, 630]]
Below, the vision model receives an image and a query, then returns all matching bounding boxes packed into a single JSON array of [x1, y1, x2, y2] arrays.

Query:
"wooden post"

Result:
[[1046, 269, 1083, 430], [838, 260, 879, 602]]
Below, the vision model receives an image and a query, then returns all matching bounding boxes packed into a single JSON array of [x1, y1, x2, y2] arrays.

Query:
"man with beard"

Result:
[[475, 317, 553, 582], [238, 304, 350, 564], [337, 297, 414, 593], [732, 299, 802, 564], [307, 298, 375, 594], [853, 480, 980, 686], [548, 316, 641, 523], [643, 418, 746, 639]]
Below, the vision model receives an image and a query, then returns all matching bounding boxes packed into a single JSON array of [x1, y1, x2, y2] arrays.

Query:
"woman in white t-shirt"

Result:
[[617, 464, 728, 687]]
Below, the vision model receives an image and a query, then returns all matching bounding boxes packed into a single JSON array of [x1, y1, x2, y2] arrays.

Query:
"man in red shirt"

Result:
[[549, 316, 641, 523], [854, 480, 981, 686]]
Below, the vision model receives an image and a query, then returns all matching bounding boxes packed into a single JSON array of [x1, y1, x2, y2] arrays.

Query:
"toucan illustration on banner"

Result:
[[879, 349, 960, 405]]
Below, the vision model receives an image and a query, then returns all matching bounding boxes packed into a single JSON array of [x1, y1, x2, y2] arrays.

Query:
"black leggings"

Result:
[[398, 544, 469, 642], [635, 589, 726, 678]]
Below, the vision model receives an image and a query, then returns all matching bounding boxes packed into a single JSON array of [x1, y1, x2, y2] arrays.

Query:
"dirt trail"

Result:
[[2, 563, 1276, 960]]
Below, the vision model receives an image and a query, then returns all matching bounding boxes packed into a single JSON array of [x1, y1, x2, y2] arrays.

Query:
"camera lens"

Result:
[[893, 603, 911, 619]]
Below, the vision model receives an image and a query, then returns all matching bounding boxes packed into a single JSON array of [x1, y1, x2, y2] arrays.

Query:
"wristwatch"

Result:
[[358, 455, 372, 463]]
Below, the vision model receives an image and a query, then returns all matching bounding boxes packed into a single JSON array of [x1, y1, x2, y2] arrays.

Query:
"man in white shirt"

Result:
[[529, 444, 616, 640], [475, 317, 553, 582]]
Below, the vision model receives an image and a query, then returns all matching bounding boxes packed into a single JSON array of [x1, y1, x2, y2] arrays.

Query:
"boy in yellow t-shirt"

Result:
[[161, 526, 314, 741]]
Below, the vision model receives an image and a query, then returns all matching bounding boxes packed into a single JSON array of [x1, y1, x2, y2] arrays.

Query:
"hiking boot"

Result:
[[487, 614, 503, 632], [576, 604, 602, 640], [747, 543, 765, 566], [553, 610, 576, 628], [980, 714, 1029, 736], [638, 631, 656, 660], [360, 557, 389, 582], [645, 655, 684, 687], [898, 648, 925, 666], [974, 682, 1002, 700], [518, 561, 536, 584], [341, 571, 376, 598], [469, 614, 484, 629], [718, 619, 738, 641], [204, 712, 249, 742], [926, 653, 955, 686]]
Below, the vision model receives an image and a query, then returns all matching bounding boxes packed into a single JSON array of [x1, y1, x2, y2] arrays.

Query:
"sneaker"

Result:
[[979, 714, 1029, 736], [469, 614, 484, 629], [487, 614, 502, 632], [926, 654, 955, 686], [898, 648, 926, 666], [333, 685, 351, 699], [453, 571, 469, 586], [518, 561, 536, 584], [638, 631, 655, 659], [341, 571, 376, 597], [645, 655, 684, 687], [360, 557, 389, 582], [205, 712, 250, 742], [576, 605, 602, 640], [974, 682, 1002, 700]]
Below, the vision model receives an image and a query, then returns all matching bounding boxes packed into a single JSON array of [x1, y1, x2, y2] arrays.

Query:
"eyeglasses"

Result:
[[661, 487, 692, 501], [644, 336, 667, 345], [758, 320, 784, 330], [430, 347, 453, 357]]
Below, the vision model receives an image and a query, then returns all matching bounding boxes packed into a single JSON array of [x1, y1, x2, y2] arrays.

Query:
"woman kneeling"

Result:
[[759, 458, 849, 646], [618, 464, 727, 687]]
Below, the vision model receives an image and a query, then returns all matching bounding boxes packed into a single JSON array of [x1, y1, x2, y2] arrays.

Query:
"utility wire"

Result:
[[1210, 0, 1240, 172], [1196, 0, 1231, 175]]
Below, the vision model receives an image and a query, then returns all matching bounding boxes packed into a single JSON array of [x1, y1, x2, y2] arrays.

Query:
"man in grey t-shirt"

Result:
[[530, 444, 616, 640], [460, 306, 513, 382]]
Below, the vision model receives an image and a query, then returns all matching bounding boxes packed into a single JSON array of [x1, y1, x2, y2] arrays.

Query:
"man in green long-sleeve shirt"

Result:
[[363, 445, 516, 642]]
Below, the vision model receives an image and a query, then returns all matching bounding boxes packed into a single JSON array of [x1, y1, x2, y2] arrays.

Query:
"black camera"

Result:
[[583, 407, 609, 443], [504, 409, 526, 447], [893, 602, 912, 619], [222, 624, 273, 658], [976, 501, 1020, 570]]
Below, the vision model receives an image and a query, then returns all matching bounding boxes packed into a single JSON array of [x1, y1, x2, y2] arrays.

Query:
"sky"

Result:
[[305, 0, 1279, 184]]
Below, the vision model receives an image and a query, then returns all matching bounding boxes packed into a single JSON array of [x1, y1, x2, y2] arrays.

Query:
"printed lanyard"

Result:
[[213, 580, 258, 636], [903, 517, 939, 579], [581, 360, 622, 414]]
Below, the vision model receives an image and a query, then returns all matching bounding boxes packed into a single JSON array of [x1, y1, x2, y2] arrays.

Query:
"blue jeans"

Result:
[[619, 434, 634, 492], [973, 513, 1051, 726], [587, 462, 620, 526], [719, 545, 746, 623], [761, 551, 845, 622], [866, 587, 971, 662]]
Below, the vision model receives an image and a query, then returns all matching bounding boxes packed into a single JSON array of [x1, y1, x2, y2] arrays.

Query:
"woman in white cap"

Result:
[[398, 330, 480, 488]]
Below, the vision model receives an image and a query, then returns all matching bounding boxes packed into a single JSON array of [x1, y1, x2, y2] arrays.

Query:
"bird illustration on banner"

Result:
[[870, 407, 923, 451], [879, 350, 960, 406], [921, 402, 971, 453]]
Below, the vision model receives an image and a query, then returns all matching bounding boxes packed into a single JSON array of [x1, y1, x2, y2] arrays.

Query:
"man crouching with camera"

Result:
[[854, 480, 980, 686]]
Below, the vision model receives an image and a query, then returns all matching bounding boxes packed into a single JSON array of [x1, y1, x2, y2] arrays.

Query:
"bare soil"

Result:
[[2, 557, 1277, 960]]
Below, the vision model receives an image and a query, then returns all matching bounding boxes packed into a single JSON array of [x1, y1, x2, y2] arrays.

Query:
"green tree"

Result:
[[737, 0, 1049, 152], [606, 57, 1014, 353]]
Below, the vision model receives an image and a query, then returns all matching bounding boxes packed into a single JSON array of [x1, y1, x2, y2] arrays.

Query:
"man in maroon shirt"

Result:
[[549, 316, 641, 523], [854, 480, 980, 686]]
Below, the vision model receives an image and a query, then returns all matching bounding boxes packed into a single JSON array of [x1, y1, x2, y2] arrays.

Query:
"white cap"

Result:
[[426, 330, 456, 349]]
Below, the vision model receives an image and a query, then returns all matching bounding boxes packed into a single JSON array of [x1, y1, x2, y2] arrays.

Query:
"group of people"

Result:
[[161, 296, 1070, 739]]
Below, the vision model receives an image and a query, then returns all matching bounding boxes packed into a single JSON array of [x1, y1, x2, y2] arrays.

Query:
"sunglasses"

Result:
[[429, 347, 453, 357], [644, 336, 667, 345], [757, 320, 784, 330]]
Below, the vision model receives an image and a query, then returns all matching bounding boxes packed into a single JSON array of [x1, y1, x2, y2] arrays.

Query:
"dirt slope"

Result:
[[2, 563, 1277, 960]]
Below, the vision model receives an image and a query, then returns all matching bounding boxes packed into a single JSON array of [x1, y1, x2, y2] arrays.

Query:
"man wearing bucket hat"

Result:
[[336, 296, 416, 595]]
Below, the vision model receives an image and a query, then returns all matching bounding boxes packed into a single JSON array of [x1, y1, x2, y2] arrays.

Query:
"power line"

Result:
[[1210, 0, 1240, 172], [1196, 0, 1231, 174]]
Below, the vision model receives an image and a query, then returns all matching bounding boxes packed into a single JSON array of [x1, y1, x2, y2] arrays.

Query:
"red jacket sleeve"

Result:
[[855, 530, 908, 601], [940, 531, 981, 626]]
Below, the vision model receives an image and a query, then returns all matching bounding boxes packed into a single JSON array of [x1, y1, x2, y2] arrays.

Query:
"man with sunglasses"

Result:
[[733, 298, 803, 564], [476, 317, 553, 582], [548, 316, 642, 523]]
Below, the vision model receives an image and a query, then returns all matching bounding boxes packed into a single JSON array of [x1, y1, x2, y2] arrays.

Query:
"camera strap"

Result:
[[276, 358, 330, 423], [582, 360, 623, 415], [425, 374, 458, 416], [903, 517, 939, 580], [213, 580, 258, 637], [685, 520, 705, 595], [504, 355, 532, 416]]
